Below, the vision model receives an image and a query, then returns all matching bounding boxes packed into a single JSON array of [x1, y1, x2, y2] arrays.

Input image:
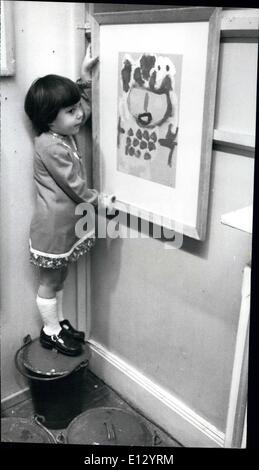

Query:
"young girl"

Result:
[[24, 56, 99, 356]]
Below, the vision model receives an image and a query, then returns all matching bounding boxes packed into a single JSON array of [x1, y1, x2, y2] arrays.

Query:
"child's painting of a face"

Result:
[[117, 52, 182, 188]]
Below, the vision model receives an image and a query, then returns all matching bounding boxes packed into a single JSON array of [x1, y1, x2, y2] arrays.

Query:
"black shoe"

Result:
[[60, 319, 85, 343], [40, 328, 83, 356]]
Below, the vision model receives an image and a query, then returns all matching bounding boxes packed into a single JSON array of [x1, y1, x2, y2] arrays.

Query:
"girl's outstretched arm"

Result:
[[80, 46, 99, 82], [77, 48, 99, 124]]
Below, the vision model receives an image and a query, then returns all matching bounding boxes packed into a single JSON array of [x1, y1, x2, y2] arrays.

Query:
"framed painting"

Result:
[[90, 6, 222, 240], [0, 0, 15, 76]]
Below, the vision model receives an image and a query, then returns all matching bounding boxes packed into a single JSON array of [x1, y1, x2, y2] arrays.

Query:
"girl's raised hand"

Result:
[[81, 46, 99, 81]]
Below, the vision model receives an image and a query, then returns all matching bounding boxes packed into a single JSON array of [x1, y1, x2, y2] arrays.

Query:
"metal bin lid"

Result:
[[66, 407, 153, 446], [16, 337, 91, 378], [1, 417, 55, 443]]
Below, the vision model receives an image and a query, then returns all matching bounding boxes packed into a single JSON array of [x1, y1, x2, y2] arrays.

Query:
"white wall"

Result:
[[1, 1, 86, 399]]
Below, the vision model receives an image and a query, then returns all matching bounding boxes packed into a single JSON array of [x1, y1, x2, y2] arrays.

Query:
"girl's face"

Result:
[[49, 101, 84, 136]]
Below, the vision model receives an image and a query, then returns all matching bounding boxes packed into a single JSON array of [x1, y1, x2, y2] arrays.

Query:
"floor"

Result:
[[2, 369, 182, 447]]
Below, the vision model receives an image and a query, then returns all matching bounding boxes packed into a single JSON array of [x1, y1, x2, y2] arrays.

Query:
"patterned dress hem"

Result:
[[29, 237, 96, 269]]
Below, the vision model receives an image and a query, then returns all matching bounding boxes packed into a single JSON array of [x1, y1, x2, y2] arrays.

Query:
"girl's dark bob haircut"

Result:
[[24, 74, 81, 135]]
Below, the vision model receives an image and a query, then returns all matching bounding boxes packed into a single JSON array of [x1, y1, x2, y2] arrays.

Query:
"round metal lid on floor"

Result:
[[1, 416, 56, 443], [64, 407, 153, 446]]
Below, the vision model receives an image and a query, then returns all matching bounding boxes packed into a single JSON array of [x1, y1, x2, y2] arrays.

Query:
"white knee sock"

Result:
[[36, 295, 61, 336], [56, 289, 64, 322]]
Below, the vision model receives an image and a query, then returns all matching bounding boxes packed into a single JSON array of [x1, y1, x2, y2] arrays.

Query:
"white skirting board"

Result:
[[1, 387, 31, 411], [88, 339, 225, 448]]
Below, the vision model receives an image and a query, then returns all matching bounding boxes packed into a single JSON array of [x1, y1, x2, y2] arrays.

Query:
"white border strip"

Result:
[[88, 339, 225, 448], [224, 266, 250, 447]]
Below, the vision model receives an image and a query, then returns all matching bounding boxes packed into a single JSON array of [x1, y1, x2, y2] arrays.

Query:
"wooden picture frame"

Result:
[[0, 1, 15, 76], [90, 6, 222, 240]]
